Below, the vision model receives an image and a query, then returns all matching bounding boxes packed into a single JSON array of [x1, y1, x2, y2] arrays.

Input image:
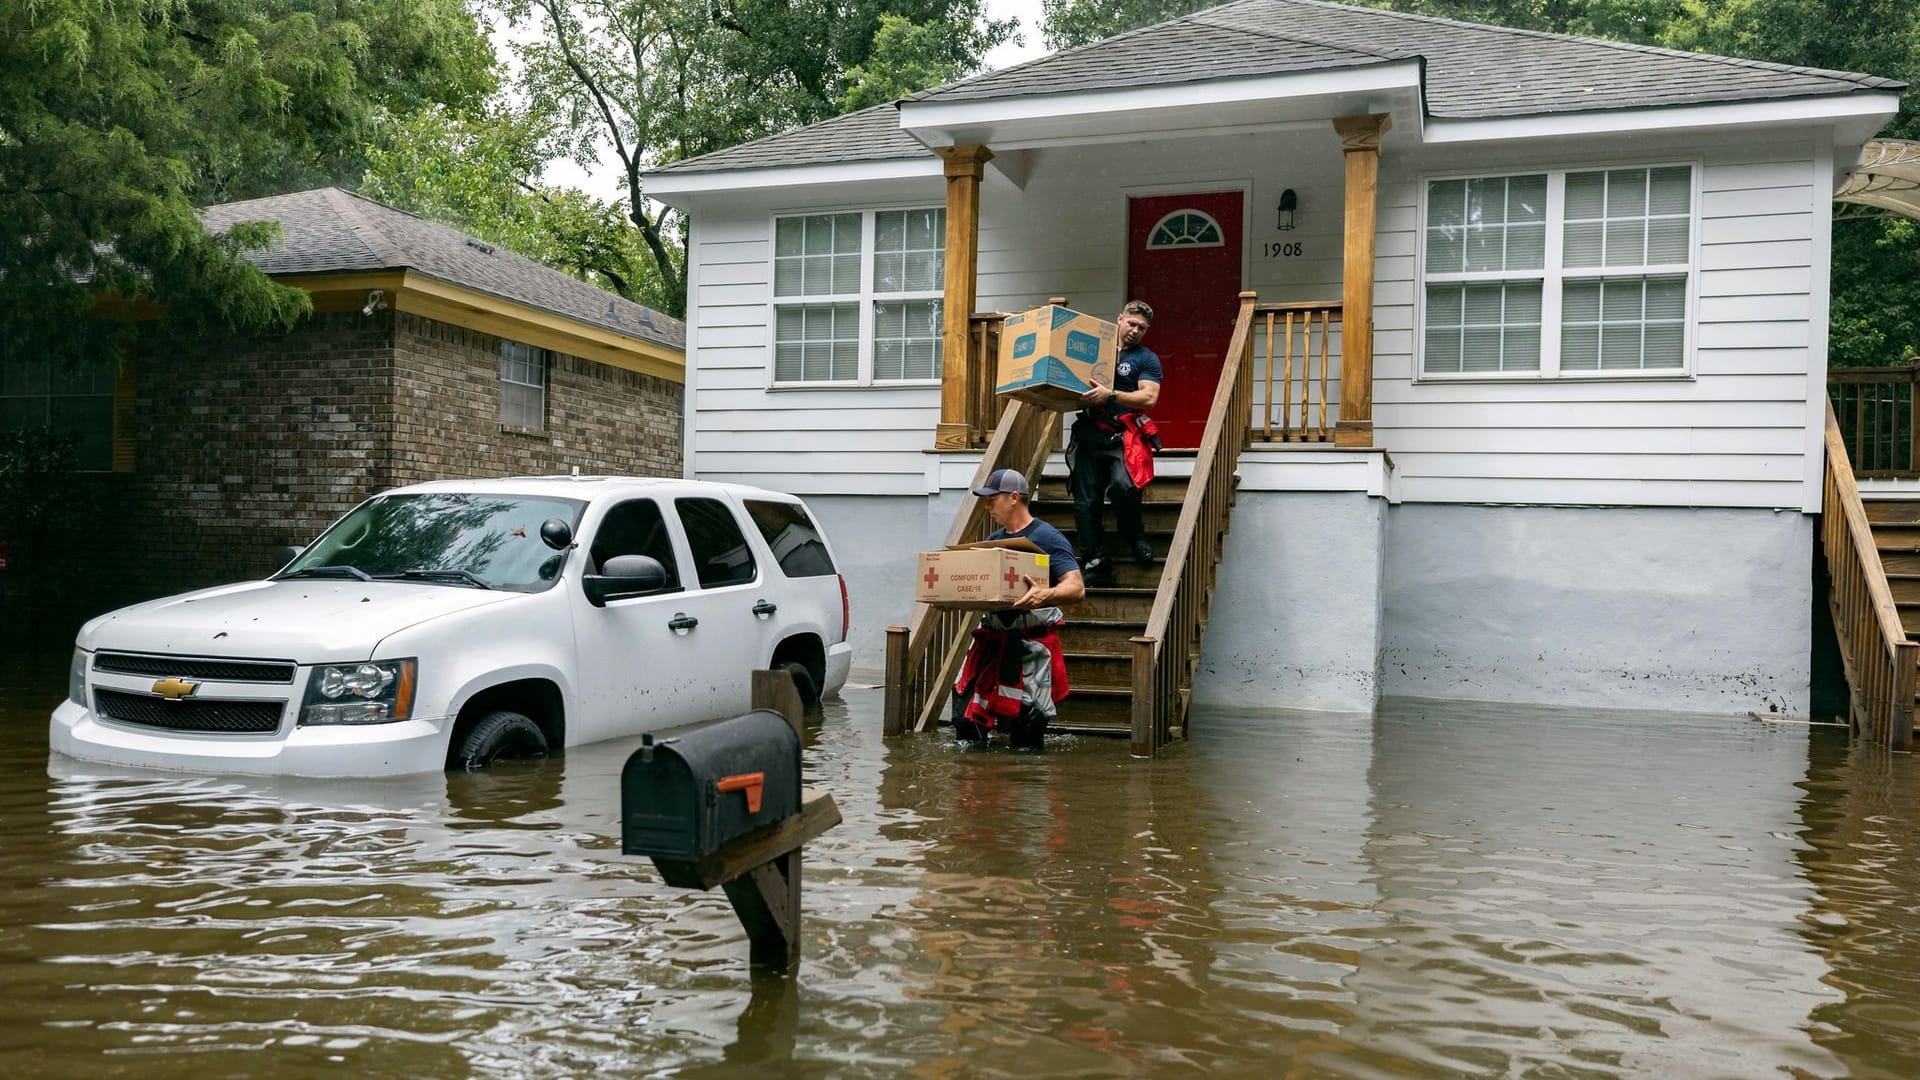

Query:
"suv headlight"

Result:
[[69, 648, 88, 707], [300, 659, 417, 725]]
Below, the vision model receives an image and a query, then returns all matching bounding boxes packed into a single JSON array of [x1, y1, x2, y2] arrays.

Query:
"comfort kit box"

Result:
[[915, 538, 1049, 610], [995, 304, 1117, 411]]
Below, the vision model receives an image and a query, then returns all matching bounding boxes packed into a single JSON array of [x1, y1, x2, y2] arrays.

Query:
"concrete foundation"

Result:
[[1380, 504, 1812, 716], [1193, 492, 1386, 713]]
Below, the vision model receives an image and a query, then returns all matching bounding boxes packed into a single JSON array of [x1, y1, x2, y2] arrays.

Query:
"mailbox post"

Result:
[[620, 670, 841, 973]]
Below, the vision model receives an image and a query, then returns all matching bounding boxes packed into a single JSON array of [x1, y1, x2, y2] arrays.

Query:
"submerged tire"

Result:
[[451, 710, 549, 771], [777, 660, 820, 708]]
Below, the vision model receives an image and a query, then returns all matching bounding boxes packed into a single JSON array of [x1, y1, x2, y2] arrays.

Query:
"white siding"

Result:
[[684, 126, 1828, 509], [1375, 136, 1823, 508]]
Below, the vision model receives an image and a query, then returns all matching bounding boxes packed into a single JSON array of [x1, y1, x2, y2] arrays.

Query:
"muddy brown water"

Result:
[[3, 647, 1919, 1078]]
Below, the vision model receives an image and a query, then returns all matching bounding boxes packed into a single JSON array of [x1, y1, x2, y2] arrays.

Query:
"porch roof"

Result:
[[1836, 139, 1920, 221], [650, 0, 1902, 184]]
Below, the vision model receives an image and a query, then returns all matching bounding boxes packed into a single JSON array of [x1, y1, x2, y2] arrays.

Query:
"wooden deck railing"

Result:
[[1822, 400, 1917, 748], [1129, 291, 1260, 756], [1829, 364, 1920, 477], [882, 398, 1059, 736], [962, 313, 1007, 447], [1252, 301, 1342, 442]]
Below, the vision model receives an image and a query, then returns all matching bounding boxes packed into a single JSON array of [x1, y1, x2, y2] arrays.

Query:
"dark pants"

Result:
[[951, 693, 1048, 749], [1068, 420, 1143, 565]]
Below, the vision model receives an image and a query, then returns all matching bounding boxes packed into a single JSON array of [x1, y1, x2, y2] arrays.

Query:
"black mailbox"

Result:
[[621, 709, 802, 870]]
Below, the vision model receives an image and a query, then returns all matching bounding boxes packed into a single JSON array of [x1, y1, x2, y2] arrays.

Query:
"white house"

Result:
[[644, 0, 1901, 719]]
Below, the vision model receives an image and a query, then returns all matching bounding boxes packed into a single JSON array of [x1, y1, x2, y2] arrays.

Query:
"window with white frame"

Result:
[[1421, 165, 1693, 377], [773, 208, 944, 385], [500, 340, 548, 429]]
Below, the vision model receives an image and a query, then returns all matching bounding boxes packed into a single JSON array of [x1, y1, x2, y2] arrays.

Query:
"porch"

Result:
[[925, 114, 1394, 456]]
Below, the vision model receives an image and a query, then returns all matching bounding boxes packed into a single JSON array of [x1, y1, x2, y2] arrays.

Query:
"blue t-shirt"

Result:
[[1114, 344, 1162, 398], [989, 518, 1080, 586]]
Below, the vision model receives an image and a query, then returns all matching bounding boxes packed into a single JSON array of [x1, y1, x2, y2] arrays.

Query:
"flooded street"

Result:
[[3, 646, 1920, 1077]]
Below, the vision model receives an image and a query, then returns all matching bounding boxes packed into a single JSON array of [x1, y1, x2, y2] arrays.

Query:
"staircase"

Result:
[[884, 291, 1261, 756], [1030, 472, 1219, 735], [1820, 401, 1918, 748]]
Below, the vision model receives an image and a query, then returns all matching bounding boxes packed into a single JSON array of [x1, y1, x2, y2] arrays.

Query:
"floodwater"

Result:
[[3, 650, 1920, 1078]]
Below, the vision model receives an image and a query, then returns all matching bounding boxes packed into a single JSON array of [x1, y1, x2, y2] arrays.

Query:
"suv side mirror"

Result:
[[273, 545, 305, 573], [585, 554, 668, 607]]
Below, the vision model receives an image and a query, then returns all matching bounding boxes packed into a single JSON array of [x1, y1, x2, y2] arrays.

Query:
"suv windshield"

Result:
[[280, 493, 587, 593]]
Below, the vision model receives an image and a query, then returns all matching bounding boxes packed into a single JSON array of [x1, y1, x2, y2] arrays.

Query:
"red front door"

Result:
[[1126, 191, 1244, 450]]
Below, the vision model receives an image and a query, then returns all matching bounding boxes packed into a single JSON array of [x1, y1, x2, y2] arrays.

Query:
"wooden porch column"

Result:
[[1331, 114, 1390, 448], [934, 144, 993, 450]]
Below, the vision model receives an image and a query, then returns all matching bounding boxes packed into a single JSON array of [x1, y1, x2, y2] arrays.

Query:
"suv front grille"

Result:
[[94, 689, 285, 735], [93, 652, 296, 683]]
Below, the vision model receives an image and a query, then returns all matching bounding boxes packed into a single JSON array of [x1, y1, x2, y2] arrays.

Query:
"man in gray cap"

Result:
[[951, 468, 1085, 748]]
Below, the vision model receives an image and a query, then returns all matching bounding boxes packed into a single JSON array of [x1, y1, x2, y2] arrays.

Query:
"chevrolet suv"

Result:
[[50, 476, 852, 776]]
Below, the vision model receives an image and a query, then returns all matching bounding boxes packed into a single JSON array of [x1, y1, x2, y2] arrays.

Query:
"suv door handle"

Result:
[[668, 613, 699, 632], [752, 599, 778, 618]]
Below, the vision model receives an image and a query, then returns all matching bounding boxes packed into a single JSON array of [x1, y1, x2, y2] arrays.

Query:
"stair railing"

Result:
[[1822, 400, 1917, 748], [883, 397, 1059, 736], [1129, 291, 1260, 756]]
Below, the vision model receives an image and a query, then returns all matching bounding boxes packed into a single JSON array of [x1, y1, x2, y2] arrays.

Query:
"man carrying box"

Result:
[[1070, 300, 1163, 586], [952, 468, 1087, 749]]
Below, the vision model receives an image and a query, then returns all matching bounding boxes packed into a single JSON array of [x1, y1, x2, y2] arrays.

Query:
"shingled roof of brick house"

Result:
[[654, 0, 1903, 176], [199, 187, 684, 352]]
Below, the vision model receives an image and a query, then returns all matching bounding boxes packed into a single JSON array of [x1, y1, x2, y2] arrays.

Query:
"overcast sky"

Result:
[[516, 0, 1052, 197]]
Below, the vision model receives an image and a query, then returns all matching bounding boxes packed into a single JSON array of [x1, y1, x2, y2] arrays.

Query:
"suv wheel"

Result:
[[776, 660, 820, 709], [452, 710, 549, 771]]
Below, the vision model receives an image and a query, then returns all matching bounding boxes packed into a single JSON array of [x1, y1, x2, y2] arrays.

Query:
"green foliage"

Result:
[[841, 14, 977, 110], [0, 1, 495, 372], [360, 105, 678, 311], [1041, 0, 1222, 50], [498, 0, 1013, 315]]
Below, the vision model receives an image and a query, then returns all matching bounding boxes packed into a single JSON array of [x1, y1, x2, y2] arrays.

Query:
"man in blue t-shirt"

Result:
[[1070, 299, 1163, 586], [950, 468, 1085, 749]]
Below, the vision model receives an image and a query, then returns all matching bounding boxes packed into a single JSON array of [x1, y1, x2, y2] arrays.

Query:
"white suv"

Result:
[[50, 476, 852, 777]]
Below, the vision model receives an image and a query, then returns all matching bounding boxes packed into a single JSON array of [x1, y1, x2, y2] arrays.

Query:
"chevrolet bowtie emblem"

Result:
[[151, 677, 199, 700]]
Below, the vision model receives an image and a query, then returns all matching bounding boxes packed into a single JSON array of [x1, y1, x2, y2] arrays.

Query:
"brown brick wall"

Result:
[[5, 307, 681, 639], [390, 312, 681, 484]]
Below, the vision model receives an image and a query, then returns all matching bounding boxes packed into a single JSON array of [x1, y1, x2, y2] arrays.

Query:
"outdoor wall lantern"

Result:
[[1276, 189, 1298, 231]]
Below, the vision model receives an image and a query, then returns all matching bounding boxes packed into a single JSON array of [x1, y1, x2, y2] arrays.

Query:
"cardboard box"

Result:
[[915, 538, 1049, 610], [995, 304, 1117, 412]]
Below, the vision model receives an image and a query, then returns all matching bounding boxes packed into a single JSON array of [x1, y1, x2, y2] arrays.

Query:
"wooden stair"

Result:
[[1863, 500, 1920, 736], [884, 292, 1263, 755], [1031, 473, 1223, 737], [1822, 401, 1919, 749]]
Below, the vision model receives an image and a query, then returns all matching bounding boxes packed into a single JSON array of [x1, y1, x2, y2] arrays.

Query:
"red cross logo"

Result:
[[1004, 563, 1023, 590], [924, 565, 942, 591]]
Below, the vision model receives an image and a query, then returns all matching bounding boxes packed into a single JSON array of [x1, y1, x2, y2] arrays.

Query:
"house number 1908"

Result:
[[1263, 242, 1303, 258]]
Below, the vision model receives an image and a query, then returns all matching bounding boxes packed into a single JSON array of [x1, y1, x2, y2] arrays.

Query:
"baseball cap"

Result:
[[971, 468, 1028, 497]]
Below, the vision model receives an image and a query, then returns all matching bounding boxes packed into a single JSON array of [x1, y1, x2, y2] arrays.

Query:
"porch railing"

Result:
[[1822, 400, 1917, 748], [1253, 301, 1342, 443], [962, 313, 1008, 448], [1829, 363, 1920, 477], [1129, 291, 1260, 755], [882, 398, 1059, 736]]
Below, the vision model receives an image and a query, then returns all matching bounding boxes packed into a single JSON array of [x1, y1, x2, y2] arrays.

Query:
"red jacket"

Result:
[[953, 621, 1069, 728]]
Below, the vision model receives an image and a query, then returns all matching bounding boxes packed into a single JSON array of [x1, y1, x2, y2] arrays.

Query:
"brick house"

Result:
[[1, 187, 684, 629]]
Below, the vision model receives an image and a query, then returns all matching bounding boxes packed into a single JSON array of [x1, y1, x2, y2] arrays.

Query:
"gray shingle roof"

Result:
[[199, 188, 684, 351], [657, 0, 1903, 178], [651, 103, 929, 175]]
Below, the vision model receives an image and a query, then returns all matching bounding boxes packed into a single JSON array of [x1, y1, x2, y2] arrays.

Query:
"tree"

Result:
[[0, 0, 496, 373], [360, 104, 678, 310], [1041, 0, 1222, 50], [497, 0, 1014, 316]]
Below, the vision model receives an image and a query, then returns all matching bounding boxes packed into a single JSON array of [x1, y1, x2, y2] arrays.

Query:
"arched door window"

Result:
[[1146, 209, 1225, 249]]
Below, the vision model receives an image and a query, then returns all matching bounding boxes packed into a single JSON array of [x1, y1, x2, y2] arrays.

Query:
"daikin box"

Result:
[[995, 304, 1117, 411], [915, 538, 1049, 610]]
